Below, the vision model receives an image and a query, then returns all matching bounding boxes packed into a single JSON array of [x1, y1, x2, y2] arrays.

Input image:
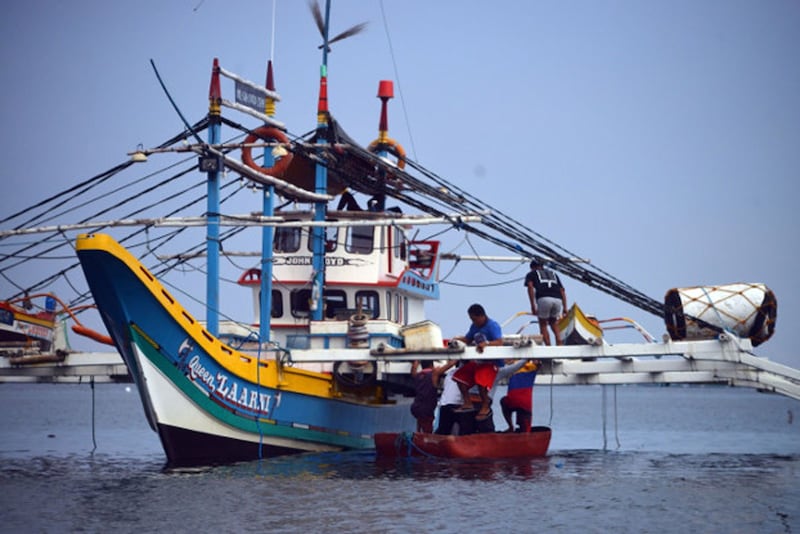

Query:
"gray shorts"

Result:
[[537, 297, 563, 320]]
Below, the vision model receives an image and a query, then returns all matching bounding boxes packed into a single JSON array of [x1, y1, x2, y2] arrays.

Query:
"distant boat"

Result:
[[558, 303, 603, 346], [0, 296, 56, 353], [374, 427, 552, 459]]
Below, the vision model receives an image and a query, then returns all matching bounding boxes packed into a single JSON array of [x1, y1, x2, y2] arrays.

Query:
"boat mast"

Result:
[[309, 0, 333, 321], [206, 59, 222, 336], [259, 60, 278, 342]]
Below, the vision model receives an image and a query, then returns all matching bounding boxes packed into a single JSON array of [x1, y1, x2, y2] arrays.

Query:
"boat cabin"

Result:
[[235, 210, 442, 352]]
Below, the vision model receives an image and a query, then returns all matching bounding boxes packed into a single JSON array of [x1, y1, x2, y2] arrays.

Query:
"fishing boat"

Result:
[[0, 295, 57, 353], [375, 427, 552, 459], [6, 1, 791, 466], [76, 219, 452, 465], [557, 303, 603, 346]]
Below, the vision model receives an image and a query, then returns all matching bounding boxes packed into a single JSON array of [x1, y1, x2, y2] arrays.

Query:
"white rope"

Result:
[[270, 0, 277, 63], [602, 385, 608, 450]]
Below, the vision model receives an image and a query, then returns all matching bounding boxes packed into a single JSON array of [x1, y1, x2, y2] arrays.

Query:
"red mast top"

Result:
[[208, 58, 221, 116], [377, 80, 393, 143], [317, 65, 329, 125], [265, 60, 276, 117]]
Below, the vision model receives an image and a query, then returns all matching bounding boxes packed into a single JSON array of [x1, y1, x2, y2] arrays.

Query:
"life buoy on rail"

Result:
[[241, 126, 294, 177], [368, 137, 406, 170]]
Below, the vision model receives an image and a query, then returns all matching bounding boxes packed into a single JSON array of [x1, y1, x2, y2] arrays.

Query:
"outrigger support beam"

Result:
[[283, 335, 800, 401]]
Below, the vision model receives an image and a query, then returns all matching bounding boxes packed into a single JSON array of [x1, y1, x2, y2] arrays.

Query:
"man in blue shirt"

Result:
[[450, 303, 504, 421]]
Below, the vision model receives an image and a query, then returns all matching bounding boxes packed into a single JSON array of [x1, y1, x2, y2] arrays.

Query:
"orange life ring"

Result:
[[241, 126, 294, 177], [368, 137, 406, 170]]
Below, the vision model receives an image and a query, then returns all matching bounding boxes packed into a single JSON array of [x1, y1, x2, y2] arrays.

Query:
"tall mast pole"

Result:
[[259, 61, 277, 343], [309, 0, 332, 321], [206, 58, 222, 336]]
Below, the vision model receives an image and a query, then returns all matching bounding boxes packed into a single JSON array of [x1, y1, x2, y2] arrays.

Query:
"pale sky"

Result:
[[1, 1, 798, 369]]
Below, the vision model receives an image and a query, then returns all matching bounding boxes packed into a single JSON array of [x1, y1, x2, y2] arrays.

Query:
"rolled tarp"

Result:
[[664, 283, 777, 346]]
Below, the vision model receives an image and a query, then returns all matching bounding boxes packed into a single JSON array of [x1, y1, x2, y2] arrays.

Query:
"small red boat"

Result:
[[374, 426, 551, 459]]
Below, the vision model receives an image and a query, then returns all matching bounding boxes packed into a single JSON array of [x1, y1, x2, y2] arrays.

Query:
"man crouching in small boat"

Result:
[[410, 359, 457, 433], [500, 360, 540, 432], [449, 304, 504, 422]]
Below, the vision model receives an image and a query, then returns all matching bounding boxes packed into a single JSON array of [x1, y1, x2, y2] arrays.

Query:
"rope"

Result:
[[0, 161, 132, 228], [347, 313, 369, 347], [613, 384, 621, 449], [293, 137, 666, 318], [378, 0, 417, 160], [150, 59, 204, 145], [256, 334, 264, 464], [90, 377, 97, 454], [602, 385, 608, 451], [9, 154, 243, 305], [701, 286, 735, 335], [393, 432, 436, 458], [547, 360, 554, 427], [269, 0, 276, 62]]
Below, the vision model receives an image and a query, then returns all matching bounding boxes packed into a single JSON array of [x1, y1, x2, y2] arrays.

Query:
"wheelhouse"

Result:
[[236, 210, 441, 352]]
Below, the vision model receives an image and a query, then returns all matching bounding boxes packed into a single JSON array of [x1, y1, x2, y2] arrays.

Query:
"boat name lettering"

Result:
[[275, 256, 349, 267], [187, 355, 216, 388], [215, 373, 272, 413], [187, 356, 272, 414]]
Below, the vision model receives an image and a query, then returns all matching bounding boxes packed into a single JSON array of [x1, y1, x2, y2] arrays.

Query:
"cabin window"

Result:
[[323, 289, 347, 319], [307, 225, 338, 253], [257, 290, 284, 318], [403, 297, 409, 325], [271, 290, 283, 318], [290, 289, 312, 318], [346, 226, 374, 254], [386, 291, 392, 321], [395, 294, 402, 324], [274, 225, 301, 253], [355, 290, 380, 319], [394, 227, 406, 260]]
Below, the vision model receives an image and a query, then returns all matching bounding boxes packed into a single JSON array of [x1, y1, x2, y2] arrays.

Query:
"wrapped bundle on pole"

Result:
[[664, 283, 777, 346]]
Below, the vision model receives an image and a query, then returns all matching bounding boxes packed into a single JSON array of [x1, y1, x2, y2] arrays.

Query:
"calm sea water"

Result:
[[1, 382, 798, 533]]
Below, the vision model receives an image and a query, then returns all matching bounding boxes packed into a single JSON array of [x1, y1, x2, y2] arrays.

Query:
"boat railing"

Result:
[[596, 317, 657, 343], [502, 310, 658, 344], [501, 311, 539, 335]]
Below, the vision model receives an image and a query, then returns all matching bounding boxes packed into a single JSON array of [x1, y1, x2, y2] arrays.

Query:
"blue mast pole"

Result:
[[310, 0, 332, 322], [259, 61, 278, 343], [206, 58, 222, 336]]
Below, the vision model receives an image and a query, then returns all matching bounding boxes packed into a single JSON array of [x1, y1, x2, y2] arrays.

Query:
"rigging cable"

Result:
[[0, 122, 209, 269], [90, 376, 98, 454], [296, 138, 666, 319], [0, 161, 133, 229], [378, 0, 417, 160], [5, 126, 247, 303]]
